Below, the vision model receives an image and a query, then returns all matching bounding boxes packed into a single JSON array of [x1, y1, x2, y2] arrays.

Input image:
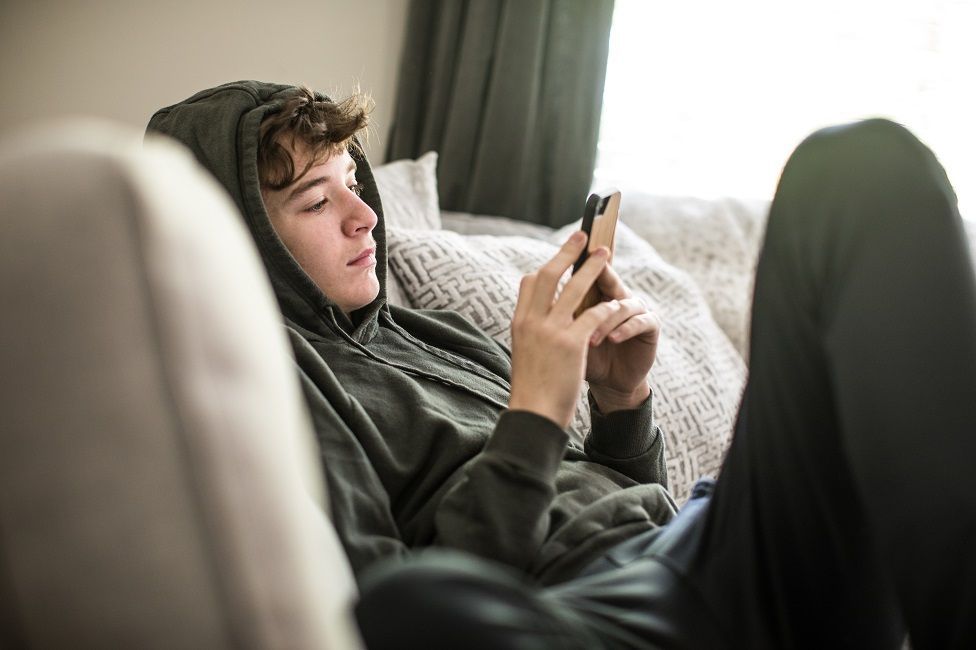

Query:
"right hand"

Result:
[[508, 231, 625, 428]]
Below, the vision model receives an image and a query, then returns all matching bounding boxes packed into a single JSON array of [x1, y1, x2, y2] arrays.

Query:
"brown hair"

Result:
[[257, 85, 372, 190]]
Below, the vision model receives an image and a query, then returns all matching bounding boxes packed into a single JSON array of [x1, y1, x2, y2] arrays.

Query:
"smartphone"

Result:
[[573, 188, 621, 317]]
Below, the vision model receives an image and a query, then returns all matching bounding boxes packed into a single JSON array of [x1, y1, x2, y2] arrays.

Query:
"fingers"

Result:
[[587, 297, 649, 345], [572, 295, 660, 345], [594, 263, 631, 301], [516, 232, 631, 329], [549, 246, 610, 318], [512, 273, 536, 325], [526, 231, 589, 315], [598, 311, 661, 347], [569, 298, 621, 338]]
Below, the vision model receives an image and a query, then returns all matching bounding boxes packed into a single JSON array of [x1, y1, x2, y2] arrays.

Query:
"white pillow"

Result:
[[372, 151, 441, 230], [387, 222, 745, 503]]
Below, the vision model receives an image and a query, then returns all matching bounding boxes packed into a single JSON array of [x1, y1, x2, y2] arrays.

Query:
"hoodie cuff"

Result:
[[486, 410, 570, 480], [586, 390, 656, 459], [585, 391, 668, 486]]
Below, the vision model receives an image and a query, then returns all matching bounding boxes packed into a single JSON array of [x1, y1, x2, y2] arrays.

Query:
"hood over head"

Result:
[[147, 80, 388, 342]]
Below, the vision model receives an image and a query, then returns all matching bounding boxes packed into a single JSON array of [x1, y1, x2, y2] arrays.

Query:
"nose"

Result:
[[342, 192, 378, 237]]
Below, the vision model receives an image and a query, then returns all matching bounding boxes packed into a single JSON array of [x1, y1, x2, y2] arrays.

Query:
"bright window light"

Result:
[[594, 0, 975, 219]]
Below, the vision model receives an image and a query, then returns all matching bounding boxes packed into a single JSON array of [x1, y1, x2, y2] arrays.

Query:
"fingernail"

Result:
[[570, 231, 585, 244], [593, 247, 609, 258]]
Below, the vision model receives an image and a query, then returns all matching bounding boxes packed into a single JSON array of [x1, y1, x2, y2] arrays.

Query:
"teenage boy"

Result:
[[150, 82, 976, 647]]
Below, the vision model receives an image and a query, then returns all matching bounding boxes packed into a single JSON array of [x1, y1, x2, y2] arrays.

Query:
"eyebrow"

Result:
[[286, 158, 358, 203]]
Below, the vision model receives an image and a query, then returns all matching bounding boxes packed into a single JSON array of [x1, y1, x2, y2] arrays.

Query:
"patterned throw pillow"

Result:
[[387, 223, 746, 503]]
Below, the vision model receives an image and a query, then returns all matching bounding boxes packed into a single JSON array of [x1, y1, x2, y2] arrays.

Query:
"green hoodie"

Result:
[[147, 80, 676, 585]]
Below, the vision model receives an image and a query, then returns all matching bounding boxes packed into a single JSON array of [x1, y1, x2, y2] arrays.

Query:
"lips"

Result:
[[348, 246, 376, 267]]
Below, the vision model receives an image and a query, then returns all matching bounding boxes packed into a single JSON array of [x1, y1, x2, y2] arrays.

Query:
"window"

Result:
[[594, 0, 975, 219]]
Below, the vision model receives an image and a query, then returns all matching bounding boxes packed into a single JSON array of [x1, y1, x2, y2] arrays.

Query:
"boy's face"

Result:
[[261, 145, 380, 315]]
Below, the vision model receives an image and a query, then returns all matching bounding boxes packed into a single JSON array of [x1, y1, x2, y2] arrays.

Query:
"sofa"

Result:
[[3, 122, 972, 646]]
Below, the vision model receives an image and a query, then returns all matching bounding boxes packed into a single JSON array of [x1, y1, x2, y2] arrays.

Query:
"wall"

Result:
[[0, 0, 409, 162]]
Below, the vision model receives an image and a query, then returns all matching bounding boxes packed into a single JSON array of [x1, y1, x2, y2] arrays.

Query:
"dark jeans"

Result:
[[355, 119, 976, 649]]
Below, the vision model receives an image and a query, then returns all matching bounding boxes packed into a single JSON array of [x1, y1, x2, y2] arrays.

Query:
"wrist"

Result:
[[589, 382, 651, 414], [508, 394, 572, 429]]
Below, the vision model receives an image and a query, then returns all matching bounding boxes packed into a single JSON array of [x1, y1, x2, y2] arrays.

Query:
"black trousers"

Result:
[[355, 119, 976, 649]]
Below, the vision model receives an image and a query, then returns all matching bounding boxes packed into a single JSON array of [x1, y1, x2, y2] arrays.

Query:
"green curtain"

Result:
[[386, 0, 615, 228]]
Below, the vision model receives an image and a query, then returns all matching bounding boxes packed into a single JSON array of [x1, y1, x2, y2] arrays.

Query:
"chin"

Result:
[[350, 285, 381, 312]]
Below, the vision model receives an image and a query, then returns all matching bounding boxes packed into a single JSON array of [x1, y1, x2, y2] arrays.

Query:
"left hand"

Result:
[[585, 264, 660, 413]]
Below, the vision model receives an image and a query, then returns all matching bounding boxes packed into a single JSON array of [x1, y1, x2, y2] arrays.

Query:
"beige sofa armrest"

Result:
[[0, 122, 361, 650]]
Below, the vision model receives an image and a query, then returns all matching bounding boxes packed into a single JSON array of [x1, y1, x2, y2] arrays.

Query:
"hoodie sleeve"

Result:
[[432, 410, 569, 573], [583, 391, 668, 488], [431, 394, 669, 572]]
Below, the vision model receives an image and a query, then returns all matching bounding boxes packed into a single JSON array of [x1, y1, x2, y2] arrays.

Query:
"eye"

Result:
[[350, 182, 365, 197], [305, 199, 327, 213]]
